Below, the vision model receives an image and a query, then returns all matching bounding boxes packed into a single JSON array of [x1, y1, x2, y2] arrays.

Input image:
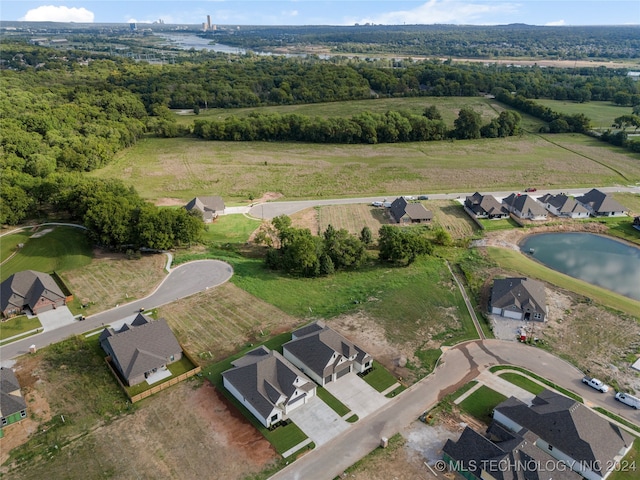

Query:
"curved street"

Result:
[[0, 259, 233, 360], [270, 339, 640, 480]]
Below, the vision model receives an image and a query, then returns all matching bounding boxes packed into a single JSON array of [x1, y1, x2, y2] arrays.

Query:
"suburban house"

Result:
[[539, 193, 589, 219], [222, 346, 316, 428], [464, 192, 509, 219], [492, 390, 634, 480], [99, 313, 183, 386], [184, 196, 225, 222], [443, 421, 581, 480], [1, 270, 68, 318], [490, 277, 547, 322], [0, 367, 27, 433], [576, 189, 628, 217], [283, 321, 373, 386], [389, 196, 433, 224], [502, 193, 548, 221]]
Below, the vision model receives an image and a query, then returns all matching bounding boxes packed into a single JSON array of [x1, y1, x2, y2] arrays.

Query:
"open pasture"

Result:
[[317, 204, 391, 237], [96, 133, 640, 204], [535, 100, 635, 129]]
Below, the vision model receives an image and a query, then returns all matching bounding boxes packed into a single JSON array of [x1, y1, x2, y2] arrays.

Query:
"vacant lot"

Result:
[[158, 282, 301, 364], [94, 132, 640, 204], [317, 204, 391, 237], [61, 251, 166, 315], [535, 99, 635, 129]]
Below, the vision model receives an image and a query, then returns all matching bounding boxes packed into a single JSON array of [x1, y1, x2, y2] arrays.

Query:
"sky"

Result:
[[1, 1, 639, 27]]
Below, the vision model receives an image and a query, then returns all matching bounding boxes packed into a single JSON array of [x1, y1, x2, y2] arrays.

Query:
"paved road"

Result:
[[270, 339, 640, 480], [248, 185, 640, 219], [0, 260, 233, 361]]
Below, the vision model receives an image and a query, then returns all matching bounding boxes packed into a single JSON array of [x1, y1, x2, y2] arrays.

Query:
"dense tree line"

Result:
[[193, 108, 520, 144], [212, 24, 640, 60]]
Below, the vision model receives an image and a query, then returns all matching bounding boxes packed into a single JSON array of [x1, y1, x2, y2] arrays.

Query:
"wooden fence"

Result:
[[463, 205, 485, 230], [105, 345, 202, 404]]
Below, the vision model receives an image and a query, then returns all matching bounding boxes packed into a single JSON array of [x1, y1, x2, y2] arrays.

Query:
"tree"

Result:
[[378, 225, 432, 265], [453, 107, 481, 140], [360, 226, 372, 245], [433, 227, 453, 246], [613, 114, 640, 132], [423, 105, 443, 120]]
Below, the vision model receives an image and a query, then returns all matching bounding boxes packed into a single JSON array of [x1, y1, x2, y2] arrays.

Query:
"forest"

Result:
[[1, 38, 639, 248]]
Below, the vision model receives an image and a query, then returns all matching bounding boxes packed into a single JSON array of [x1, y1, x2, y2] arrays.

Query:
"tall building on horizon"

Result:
[[207, 15, 211, 31]]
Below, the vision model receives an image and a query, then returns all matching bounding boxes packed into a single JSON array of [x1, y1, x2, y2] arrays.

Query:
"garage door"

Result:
[[336, 366, 350, 379], [324, 375, 332, 384]]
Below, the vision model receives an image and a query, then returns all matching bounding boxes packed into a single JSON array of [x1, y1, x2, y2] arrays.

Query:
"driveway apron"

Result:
[[324, 373, 389, 419], [286, 396, 349, 446]]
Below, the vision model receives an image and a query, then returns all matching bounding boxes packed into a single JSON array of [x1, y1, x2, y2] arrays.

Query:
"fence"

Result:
[[51, 271, 74, 302], [463, 206, 485, 230], [105, 345, 202, 404]]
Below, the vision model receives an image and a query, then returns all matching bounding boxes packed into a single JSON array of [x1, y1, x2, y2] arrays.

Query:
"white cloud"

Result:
[[282, 10, 299, 18], [545, 19, 566, 26], [353, 0, 519, 25], [20, 5, 95, 23]]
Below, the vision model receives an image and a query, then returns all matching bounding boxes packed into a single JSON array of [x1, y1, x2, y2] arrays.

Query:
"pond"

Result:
[[520, 232, 640, 301]]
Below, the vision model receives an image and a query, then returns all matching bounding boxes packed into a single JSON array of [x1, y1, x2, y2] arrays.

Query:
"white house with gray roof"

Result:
[[576, 189, 628, 217], [502, 193, 548, 221], [490, 277, 547, 322], [539, 193, 589, 218], [222, 347, 316, 428], [99, 314, 182, 386], [493, 390, 634, 480], [283, 321, 372, 386]]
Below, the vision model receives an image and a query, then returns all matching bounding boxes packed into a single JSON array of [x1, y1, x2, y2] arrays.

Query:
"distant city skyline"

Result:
[[1, 1, 639, 27]]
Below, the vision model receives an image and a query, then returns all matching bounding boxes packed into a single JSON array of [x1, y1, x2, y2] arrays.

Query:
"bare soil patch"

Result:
[[154, 197, 185, 206], [290, 207, 320, 234], [2, 353, 277, 480]]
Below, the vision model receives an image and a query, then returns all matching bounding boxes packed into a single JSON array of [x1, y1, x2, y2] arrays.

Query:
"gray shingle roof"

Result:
[[539, 193, 588, 215], [576, 189, 627, 214], [465, 192, 509, 217], [502, 194, 547, 217], [404, 203, 433, 221], [284, 321, 368, 378], [184, 196, 225, 217], [389, 196, 408, 222], [495, 390, 634, 476], [1, 270, 66, 314], [491, 277, 546, 314], [222, 348, 313, 419], [0, 367, 27, 419], [100, 317, 181, 383]]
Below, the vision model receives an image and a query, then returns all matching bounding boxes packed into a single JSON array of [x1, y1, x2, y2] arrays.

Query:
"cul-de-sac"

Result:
[[1, 9, 640, 480]]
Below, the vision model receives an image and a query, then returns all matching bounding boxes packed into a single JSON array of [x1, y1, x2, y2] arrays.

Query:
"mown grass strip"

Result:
[[360, 361, 398, 392], [458, 385, 507, 425], [498, 372, 546, 395], [594, 407, 640, 436], [317, 387, 351, 417], [489, 365, 583, 402]]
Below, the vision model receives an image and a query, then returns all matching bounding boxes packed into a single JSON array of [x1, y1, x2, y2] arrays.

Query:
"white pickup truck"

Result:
[[615, 392, 640, 409], [582, 376, 609, 393]]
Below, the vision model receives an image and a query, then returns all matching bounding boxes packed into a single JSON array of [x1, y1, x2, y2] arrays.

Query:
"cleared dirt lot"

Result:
[[1, 356, 277, 480]]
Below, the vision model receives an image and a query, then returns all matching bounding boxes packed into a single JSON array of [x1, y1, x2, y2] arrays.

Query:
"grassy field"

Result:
[[158, 282, 301, 364], [479, 217, 521, 231], [177, 96, 547, 132], [93, 132, 640, 204], [428, 200, 480, 239], [317, 204, 391, 238], [535, 100, 635, 129], [0, 316, 41, 341], [458, 385, 507, 425], [361, 361, 400, 392], [486, 247, 640, 317], [497, 372, 545, 395], [0, 227, 92, 281], [202, 214, 262, 245], [1, 230, 31, 262], [61, 252, 166, 315]]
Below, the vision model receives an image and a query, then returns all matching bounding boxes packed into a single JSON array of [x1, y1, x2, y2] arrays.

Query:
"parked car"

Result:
[[404, 195, 416, 200], [615, 392, 640, 409], [524, 187, 537, 192], [418, 195, 429, 200], [383, 201, 393, 208], [371, 201, 383, 207], [582, 376, 609, 393]]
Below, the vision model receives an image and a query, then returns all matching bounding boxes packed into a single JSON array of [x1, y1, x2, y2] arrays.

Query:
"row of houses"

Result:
[[465, 188, 628, 222], [444, 389, 634, 480], [222, 321, 372, 428]]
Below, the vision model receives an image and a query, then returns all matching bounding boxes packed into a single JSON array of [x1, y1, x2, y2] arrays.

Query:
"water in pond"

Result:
[[520, 232, 640, 301]]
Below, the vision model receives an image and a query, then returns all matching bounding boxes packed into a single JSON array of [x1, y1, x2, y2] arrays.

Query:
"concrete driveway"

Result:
[[36, 306, 76, 332], [286, 396, 349, 446], [324, 373, 389, 419]]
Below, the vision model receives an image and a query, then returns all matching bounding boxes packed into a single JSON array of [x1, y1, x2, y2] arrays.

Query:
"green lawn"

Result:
[[535, 100, 635, 130], [202, 215, 261, 245], [458, 385, 507, 425], [609, 439, 640, 480], [0, 227, 93, 281], [498, 372, 545, 395], [0, 315, 42, 341], [124, 356, 197, 398], [578, 216, 640, 246], [489, 365, 583, 402], [478, 217, 520, 231], [316, 387, 351, 417], [360, 361, 399, 392], [486, 247, 640, 317], [1, 230, 31, 262]]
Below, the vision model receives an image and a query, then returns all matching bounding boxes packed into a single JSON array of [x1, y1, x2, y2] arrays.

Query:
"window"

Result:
[[270, 414, 279, 422]]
